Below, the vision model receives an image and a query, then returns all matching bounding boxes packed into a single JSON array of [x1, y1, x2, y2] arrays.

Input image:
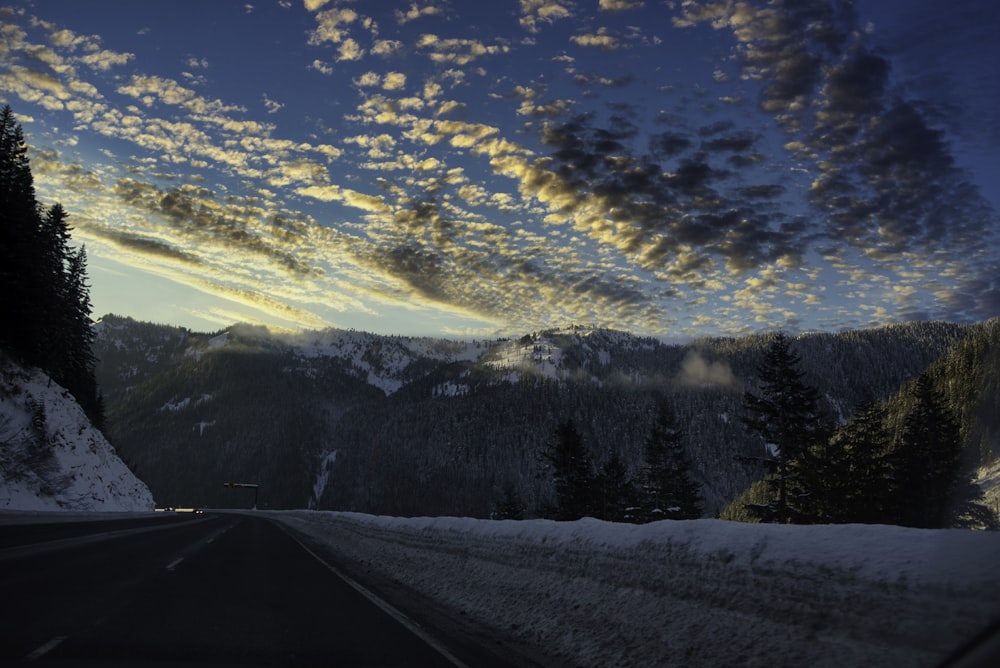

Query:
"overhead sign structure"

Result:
[[223, 482, 259, 509]]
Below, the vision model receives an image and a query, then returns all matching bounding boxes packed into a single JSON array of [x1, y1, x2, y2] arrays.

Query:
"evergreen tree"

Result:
[[542, 419, 595, 520], [494, 480, 525, 520], [0, 104, 47, 365], [0, 106, 103, 428], [741, 332, 829, 523], [640, 400, 702, 520], [594, 451, 638, 522], [834, 401, 894, 523], [887, 373, 965, 528]]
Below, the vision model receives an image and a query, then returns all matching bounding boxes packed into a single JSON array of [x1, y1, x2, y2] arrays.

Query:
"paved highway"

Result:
[[0, 511, 518, 667]]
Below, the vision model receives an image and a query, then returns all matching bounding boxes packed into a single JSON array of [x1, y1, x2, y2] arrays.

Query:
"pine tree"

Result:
[[831, 402, 892, 524], [595, 451, 638, 522], [494, 480, 525, 520], [0, 104, 47, 365], [542, 419, 595, 520], [640, 400, 702, 520], [0, 106, 103, 428], [887, 373, 964, 528], [741, 332, 830, 523]]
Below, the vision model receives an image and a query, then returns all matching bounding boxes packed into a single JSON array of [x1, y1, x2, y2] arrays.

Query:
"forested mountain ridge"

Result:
[[93, 315, 998, 517]]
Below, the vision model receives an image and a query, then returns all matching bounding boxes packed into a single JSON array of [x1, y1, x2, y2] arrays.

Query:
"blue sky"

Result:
[[2, 0, 998, 338]]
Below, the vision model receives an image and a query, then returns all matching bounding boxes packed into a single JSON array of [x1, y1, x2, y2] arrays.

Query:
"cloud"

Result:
[[310, 59, 334, 75], [371, 39, 404, 56], [416, 35, 510, 65], [86, 228, 203, 266], [7, 1, 998, 336], [519, 0, 573, 33], [112, 178, 319, 277], [382, 71, 407, 91], [599, 0, 643, 11], [262, 94, 283, 114], [308, 7, 358, 45], [395, 3, 444, 24], [337, 38, 364, 62], [570, 30, 622, 51], [674, 0, 999, 321]]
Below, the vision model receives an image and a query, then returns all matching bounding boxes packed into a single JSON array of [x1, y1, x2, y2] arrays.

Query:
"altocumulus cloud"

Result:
[[1, 0, 997, 336]]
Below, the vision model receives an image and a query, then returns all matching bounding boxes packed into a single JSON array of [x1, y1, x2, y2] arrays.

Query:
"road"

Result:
[[0, 511, 513, 667]]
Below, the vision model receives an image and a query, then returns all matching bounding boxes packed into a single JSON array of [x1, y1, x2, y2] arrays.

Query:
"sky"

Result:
[[1, 0, 998, 339]]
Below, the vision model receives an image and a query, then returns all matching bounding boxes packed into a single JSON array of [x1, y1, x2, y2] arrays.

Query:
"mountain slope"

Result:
[[0, 351, 154, 511], [93, 316, 993, 516]]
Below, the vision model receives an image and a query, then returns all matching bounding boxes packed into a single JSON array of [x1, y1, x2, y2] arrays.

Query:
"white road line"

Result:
[[166, 556, 184, 571], [280, 527, 471, 668], [23, 635, 67, 662], [0, 516, 214, 562]]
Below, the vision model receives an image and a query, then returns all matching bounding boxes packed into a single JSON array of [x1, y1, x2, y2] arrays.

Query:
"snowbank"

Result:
[[0, 358, 154, 512], [268, 511, 1000, 667]]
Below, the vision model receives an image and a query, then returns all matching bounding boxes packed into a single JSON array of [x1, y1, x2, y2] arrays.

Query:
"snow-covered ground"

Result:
[[266, 511, 1000, 668], [0, 357, 154, 512]]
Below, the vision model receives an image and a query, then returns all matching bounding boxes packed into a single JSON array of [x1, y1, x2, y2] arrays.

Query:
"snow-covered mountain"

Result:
[[92, 315, 999, 517], [0, 353, 154, 512]]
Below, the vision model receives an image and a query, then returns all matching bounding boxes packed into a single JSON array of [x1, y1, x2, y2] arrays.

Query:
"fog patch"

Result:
[[676, 350, 739, 390]]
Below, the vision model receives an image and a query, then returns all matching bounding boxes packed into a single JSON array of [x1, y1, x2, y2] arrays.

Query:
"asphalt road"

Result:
[[0, 512, 505, 667]]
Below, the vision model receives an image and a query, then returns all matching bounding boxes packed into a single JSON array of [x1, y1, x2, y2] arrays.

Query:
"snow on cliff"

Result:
[[0, 356, 154, 512]]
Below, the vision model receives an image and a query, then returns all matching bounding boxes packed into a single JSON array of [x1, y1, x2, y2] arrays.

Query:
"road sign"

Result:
[[222, 482, 259, 508]]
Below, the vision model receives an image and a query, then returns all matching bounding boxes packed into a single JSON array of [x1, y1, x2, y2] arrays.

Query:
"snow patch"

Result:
[[310, 450, 339, 509], [207, 332, 230, 348], [0, 357, 154, 512], [192, 421, 215, 436]]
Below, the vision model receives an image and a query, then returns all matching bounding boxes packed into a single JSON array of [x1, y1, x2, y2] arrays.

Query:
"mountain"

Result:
[[0, 351, 154, 511], [93, 315, 998, 518]]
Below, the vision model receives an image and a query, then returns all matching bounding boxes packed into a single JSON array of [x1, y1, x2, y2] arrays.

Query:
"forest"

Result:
[[93, 314, 1000, 528], [0, 105, 102, 429]]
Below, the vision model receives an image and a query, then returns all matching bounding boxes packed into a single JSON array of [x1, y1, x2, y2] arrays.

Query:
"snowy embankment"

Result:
[[268, 511, 1000, 668], [0, 357, 154, 512]]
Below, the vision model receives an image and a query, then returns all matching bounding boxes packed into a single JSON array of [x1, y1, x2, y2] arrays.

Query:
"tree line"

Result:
[[534, 330, 994, 529], [527, 399, 703, 523], [0, 106, 102, 428], [723, 332, 994, 529]]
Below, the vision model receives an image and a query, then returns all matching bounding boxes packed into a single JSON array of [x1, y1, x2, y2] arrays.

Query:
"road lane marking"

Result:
[[278, 526, 471, 668], [166, 557, 184, 571], [0, 515, 217, 562], [23, 635, 67, 662]]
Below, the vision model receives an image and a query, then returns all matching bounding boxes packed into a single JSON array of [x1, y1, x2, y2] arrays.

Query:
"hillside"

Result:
[[93, 316, 998, 517], [0, 352, 154, 512]]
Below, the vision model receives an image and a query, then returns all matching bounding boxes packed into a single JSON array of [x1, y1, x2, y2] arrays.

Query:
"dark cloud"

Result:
[[702, 130, 757, 153], [698, 120, 734, 137], [676, 0, 998, 301], [821, 47, 891, 116], [666, 157, 727, 193], [113, 178, 317, 276], [82, 226, 202, 265], [649, 131, 693, 159], [377, 244, 451, 302], [531, 103, 806, 277], [572, 72, 635, 89], [737, 185, 785, 200]]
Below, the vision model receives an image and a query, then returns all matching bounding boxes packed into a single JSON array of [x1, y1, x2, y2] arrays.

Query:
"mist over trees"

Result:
[[0, 106, 102, 428]]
